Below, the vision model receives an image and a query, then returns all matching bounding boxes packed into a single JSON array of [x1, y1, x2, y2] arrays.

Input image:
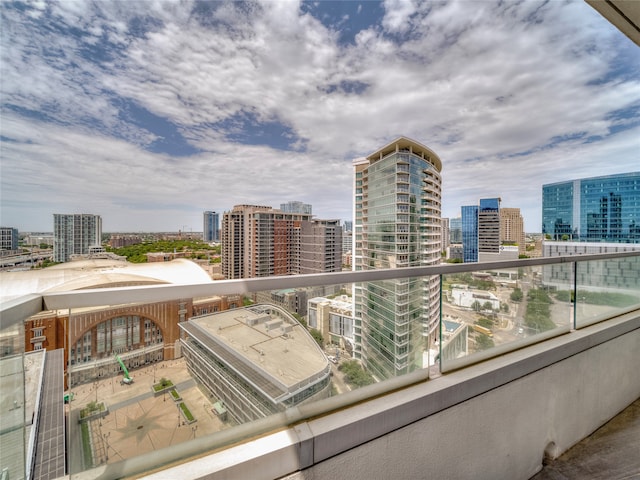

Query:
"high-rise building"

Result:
[[500, 208, 525, 255], [461, 206, 479, 263], [53, 214, 102, 262], [343, 220, 353, 232], [542, 172, 640, 242], [221, 205, 340, 279], [449, 217, 462, 244], [353, 136, 442, 380], [203, 211, 220, 243], [441, 217, 450, 251], [280, 201, 312, 215], [478, 198, 501, 253], [299, 219, 342, 274], [0, 227, 19, 251]]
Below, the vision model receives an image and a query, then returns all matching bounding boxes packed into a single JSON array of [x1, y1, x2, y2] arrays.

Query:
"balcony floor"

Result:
[[531, 397, 640, 479]]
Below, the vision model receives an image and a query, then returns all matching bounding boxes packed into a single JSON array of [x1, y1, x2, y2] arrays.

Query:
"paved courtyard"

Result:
[[67, 358, 232, 471]]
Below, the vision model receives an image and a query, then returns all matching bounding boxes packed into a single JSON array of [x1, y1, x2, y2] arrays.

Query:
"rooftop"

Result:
[[186, 305, 328, 395]]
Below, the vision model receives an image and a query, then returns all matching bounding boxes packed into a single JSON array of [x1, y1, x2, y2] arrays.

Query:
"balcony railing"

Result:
[[1, 251, 639, 480]]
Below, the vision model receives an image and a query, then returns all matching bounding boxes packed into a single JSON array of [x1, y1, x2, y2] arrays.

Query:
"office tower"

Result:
[[0, 227, 19, 251], [343, 220, 353, 232], [342, 229, 353, 254], [203, 211, 220, 243], [222, 205, 302, 279], [353, 136, 442, 380], [449, 217, 462, 244], [478, 198, 501, 253], [542, 172, 640, 242], [53, 214, 102, 262], [500, 208, 525, 255], [461, 206, 479, 262], [300, 219, 343, 274], [441, 217, 450, 251], [280, 201, 312, 215]]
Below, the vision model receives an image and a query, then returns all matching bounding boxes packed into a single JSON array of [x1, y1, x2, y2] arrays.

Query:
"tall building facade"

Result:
[[441, 217, 450, 251], [221, 205, 340, 279], [353, 137, 442, 380], [53, 214, 102, 262], [280, 201, 312, 215], [449, 217, 462, 243], [478, 198, 501, 253], [500, 208, 525, 255], [299, 219, 342, 274], [461, 206, 479, 262], [203, 211, 220, 243], [542, 172, 640, 242], [0, 227, 19, 251]]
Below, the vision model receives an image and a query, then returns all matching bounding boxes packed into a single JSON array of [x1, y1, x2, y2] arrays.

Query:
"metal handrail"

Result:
[[1, 251, 639, 326]]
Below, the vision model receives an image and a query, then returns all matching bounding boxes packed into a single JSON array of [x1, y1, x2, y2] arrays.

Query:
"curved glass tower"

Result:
[[353, 137, 442, 380]]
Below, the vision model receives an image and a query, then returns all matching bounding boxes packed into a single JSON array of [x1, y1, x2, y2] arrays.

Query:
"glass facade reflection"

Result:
[[354, 137, 442, 380], [542, 172, 640, 242], [462, 205, 479, 262]]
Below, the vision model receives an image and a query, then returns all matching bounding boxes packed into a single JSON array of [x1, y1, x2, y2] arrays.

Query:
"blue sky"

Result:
[[1, 0, 639, 232]]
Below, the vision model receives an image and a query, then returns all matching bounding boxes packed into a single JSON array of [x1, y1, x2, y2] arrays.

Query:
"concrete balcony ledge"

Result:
[[140, 310, 639, 480]]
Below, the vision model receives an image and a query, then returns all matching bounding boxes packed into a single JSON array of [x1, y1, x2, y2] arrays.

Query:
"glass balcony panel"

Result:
[[0, 308, 26, 480], [575, 255, 640, 328], [440, 264, 572, 372]]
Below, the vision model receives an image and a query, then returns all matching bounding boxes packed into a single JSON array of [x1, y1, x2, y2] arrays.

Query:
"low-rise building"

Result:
[[179, 304, 331, 424]]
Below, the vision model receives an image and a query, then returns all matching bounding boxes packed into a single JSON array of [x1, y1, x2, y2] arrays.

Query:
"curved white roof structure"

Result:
[[0, 258, 212, 303]]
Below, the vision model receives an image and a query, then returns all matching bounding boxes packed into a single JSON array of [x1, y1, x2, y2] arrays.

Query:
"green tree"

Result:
[[482, 301, 494, 311], [476, 317, 493, 329], [338, 360, 375, 388], [471, 300, 482, 312], [310, 329, 323, 347], [510, 288, 523, 302], [475, 333, 494, 350]]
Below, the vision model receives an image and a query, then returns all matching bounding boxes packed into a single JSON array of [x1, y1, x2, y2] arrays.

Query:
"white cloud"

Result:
[[1, 0, 639, 233]]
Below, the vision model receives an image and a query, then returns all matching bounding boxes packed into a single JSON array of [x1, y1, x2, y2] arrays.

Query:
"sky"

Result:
[[1, 0, 639, 233]]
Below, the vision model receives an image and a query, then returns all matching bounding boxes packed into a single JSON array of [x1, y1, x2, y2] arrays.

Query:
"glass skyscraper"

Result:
[[354, 137, 442, 380], [203, 211, 220, 243], [542, 172, 640, 243], [461, 206, 479, 262]]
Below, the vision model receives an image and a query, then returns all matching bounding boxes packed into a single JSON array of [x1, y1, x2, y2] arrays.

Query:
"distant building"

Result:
[[542, 241, 640, 292], [342, 229, 352, 254], [108, 235, 143, 248], [280, 201, 312, 215], [500, 208, 526, 255], [441, 217, 450, 251], [343, 220, 353, 232], [308, 295, 355, 350], [354, 136, 442, 380], [0, 227, 19, 252], [53, 214, 102, 262], [462, 206, 479, 263], [450, 217, 462, 244], [300, 219, 342, 274], [542, 172, 640, 243], [254, 284, 342, 318], [461, 199, 524, 262], [451, 287, 500, 311], [221, 205, 340, 279], [23, 233, 54, 247], [203, 211, 220, 243], [447, 244, 463, 261], [179, 304, 331, 424], [478, 198, 501, 254]]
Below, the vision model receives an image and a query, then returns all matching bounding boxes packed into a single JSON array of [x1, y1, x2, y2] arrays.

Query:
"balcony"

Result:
[[1, 251, 639, 480]]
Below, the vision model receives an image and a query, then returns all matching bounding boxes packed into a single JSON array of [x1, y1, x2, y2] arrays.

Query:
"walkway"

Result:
[[531, 397, 640, 479]]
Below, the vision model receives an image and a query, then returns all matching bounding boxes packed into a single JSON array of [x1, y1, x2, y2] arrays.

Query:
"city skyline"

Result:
[[2, 1, 639, 233]]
